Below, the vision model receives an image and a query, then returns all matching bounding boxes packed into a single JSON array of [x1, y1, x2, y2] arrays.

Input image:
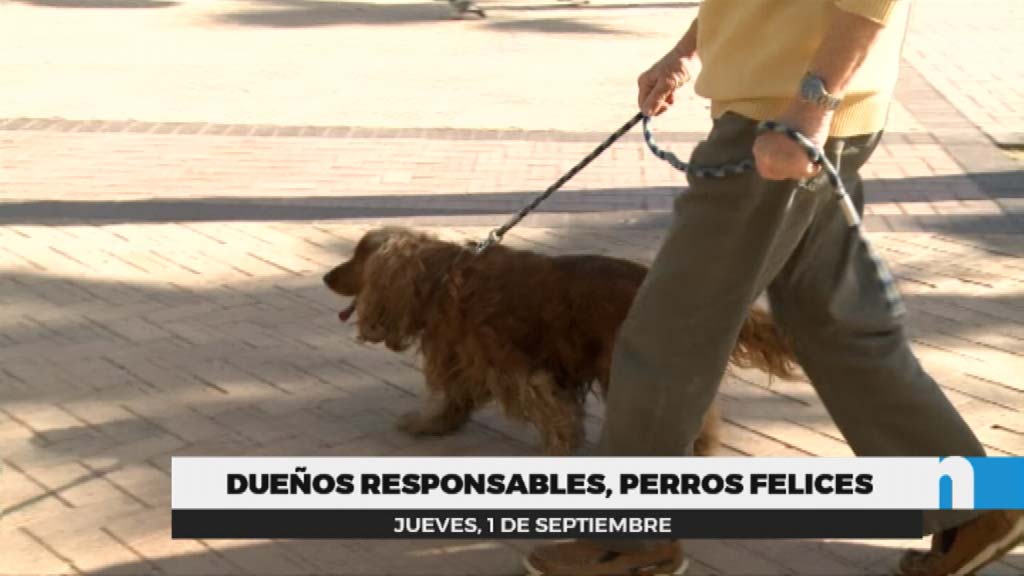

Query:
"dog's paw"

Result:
[[395, 411, 431, 436], [396, 410, 462, 436]]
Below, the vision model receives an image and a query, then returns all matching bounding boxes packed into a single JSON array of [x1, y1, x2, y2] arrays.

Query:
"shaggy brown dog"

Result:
[[324, 227, 797, 456]]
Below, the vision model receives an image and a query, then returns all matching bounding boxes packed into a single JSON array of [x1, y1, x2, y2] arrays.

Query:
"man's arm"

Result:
[[808, 5, 888, 100], [670, 17, 699, 62], [638, 17, 699, 117], [754, 3, 893, 180]]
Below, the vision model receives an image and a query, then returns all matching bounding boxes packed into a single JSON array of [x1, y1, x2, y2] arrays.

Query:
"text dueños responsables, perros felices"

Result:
[[227, 468, 874, 497]]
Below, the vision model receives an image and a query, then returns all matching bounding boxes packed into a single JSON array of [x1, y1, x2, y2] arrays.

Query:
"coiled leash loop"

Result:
[[474, 112, 902, 312], [641, 114, 901, 313], [641, 116, 860, 227]]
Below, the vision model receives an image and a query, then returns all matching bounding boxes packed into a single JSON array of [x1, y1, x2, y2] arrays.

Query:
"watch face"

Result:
[[803, 76, 824, 99], [802, 75, 838, 109]]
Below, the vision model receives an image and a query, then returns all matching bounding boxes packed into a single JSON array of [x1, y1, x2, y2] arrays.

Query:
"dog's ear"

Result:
[[356, 234, 427, 351]]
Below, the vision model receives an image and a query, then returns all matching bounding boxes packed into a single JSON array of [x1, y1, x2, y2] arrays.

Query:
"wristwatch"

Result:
[[799, 73, 843, 111]]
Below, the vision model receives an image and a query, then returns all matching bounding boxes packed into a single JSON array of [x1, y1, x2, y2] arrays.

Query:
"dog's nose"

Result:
[[322, 271, 333, 286]]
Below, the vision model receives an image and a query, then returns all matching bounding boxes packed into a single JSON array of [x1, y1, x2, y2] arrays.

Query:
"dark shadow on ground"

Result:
[[2, 258, 1020, 467], [970, 170, 1024, 200], [49, 531, 1024, 574], [13, 0, 177, 7], [480, 16, 621, 34], [2, 214, 1021, 571], [85, 537, 533, 575], [213, 0, 634, 33], [495, 0, 698, 11], [217, 0, 448, 27], [0, 188, 676, 224], [1, 172, 1022, 237]]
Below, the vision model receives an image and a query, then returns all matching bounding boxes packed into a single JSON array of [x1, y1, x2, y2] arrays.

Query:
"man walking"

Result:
[[525, 1, 1023, 574]]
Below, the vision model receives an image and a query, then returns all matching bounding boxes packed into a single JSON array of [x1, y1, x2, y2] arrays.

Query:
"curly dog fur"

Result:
[[323, 227, 798, 456]]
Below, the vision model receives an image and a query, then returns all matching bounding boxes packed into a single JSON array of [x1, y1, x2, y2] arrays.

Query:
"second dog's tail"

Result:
[[732, 308, 800, 380]]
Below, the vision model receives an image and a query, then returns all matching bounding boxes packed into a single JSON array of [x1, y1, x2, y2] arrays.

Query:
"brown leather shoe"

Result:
[[899, 510, 1024, 575], [524, 540, 688, 575]]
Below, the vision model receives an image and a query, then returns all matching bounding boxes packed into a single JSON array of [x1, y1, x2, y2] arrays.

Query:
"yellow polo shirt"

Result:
[[694, 0, 912, 137]]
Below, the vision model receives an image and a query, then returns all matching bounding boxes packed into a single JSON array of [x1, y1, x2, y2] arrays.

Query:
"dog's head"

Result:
[[323, 227, 443, 351]]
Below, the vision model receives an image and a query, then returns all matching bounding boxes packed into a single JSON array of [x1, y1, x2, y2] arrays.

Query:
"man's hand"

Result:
[[753, 101, 832, 181], [639, 17, 698, 117], [638, 48, 695, 117]]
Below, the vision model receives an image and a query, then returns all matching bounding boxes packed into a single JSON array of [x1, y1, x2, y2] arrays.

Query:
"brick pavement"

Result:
[[902, 0, 1024, 147], [2, 0, 1024, 574]]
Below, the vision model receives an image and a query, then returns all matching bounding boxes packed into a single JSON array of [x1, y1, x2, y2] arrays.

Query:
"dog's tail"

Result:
[[732, 308, 800, 380]]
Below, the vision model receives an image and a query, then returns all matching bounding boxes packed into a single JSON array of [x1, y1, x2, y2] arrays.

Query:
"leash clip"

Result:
[[474, 229, 502, 255]]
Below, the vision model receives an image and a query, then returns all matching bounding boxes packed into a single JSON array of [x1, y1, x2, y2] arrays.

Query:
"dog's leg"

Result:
[[539, 401, 585, 456], [396, 393, 478, 437], [513, 371, 585, 456], [397, 353, 489, 437], [396, 368, 490, 438]]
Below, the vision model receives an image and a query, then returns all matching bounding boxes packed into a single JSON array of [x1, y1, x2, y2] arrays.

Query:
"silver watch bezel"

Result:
[[800, 73, 843, 111]]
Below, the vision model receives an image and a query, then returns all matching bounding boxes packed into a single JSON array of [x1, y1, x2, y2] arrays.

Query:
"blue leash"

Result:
[[474, 113, 644, 253], [476, 111, 856, 256], [640, 113, 900, 312], [640, 115, 860, 228], [474, 111, 902, 312]]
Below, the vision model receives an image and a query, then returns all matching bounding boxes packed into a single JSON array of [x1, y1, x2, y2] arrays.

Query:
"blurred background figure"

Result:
[[449, 0, 485, 18], [449, 0, 589, 19]]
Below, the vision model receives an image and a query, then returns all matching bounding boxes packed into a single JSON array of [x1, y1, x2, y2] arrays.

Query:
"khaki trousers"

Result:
[[597, 113, 985, 546]]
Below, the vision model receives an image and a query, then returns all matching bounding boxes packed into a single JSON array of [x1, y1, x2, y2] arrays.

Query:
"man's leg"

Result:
[[765, 132, 986, 533], [598, 114, 827, 459], [765, 134, 1022, 575], [527, 113, 827, 574]]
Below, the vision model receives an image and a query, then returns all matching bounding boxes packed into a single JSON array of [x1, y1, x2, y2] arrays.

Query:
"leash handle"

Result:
[[475, 112, 644, 254], [756, 120, 861, 227], [642, 115, 861, 227]]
